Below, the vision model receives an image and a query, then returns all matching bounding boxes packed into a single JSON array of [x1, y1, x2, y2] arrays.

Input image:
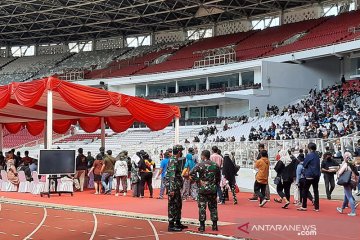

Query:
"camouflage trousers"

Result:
[[222, 183, 238, 204], [198, 194, 218, 222], [168, 189, 182, 223]]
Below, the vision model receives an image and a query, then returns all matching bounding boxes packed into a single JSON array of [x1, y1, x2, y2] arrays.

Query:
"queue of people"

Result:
[[1, 141, 359, 234], [249, 142, 360, 217]]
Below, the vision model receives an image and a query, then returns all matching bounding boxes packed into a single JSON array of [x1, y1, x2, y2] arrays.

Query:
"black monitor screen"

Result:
[[39, 150, 76, 175]]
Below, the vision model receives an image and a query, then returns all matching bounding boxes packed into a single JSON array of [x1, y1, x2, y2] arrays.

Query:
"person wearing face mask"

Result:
[[321, 152, 339, 200]]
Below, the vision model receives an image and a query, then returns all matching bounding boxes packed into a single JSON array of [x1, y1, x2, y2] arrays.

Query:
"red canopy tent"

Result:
[[0, 76, 181, 149]]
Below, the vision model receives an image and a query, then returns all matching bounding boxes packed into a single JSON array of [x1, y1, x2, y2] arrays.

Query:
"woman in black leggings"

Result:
[[274, 150, 297, 209], [138, 152, 155, 198]]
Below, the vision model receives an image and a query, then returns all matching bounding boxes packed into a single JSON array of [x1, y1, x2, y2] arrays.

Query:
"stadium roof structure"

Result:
[[0, 0, 328, 45], [0, 76, 181, 148]]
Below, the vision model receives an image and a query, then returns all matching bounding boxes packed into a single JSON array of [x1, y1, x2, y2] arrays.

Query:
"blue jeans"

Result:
[[159, 177, 166, 198], [342, 185, 356, 214], [101, 173, 114, 192], [358, 178, 360, 192]]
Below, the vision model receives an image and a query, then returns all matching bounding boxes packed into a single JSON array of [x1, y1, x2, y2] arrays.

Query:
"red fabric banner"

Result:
[[78, 117, 101, 133], [0, 77, 181, 136], [53, 120, 76, 134], [51, 78, 121, 113], [0, 85, 11, 109], [12, 80, 47, 107], [4, 123, 23, 134], [26, 121, 44, 136], [121, 95, 179, 131], [106, 116, 135, 133]]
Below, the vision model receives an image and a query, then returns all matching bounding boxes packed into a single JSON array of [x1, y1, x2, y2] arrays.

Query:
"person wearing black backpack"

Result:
[[138, 151, 155, 198]]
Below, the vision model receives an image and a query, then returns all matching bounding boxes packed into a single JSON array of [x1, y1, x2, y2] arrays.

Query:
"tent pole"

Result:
[[46, 90, 53, 149], [174, 117, 179, 144], [0, 124, 3, 151], [44, 123, 47, 149], [101, 117, 105, 148]]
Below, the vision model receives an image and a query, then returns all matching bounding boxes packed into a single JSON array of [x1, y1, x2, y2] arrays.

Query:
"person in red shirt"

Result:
[[22, 151, 33, 165], [88, 154, 104, 194]]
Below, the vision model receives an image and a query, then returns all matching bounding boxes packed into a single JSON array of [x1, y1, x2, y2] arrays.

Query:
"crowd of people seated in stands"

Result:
[[246, 83, 359, 141], [146, 83, 261, 100], [199, 81, 359, 143]]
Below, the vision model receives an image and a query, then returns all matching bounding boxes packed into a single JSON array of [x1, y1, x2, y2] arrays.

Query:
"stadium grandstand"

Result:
[[0, 1, 360, 240]]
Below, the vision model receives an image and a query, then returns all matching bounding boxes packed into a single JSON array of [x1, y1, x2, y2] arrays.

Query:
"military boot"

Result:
[[212, 221, 218, 231], [168, 222, 182, 232], [198, 221, 205, 232], [175, 220, 188, 229]]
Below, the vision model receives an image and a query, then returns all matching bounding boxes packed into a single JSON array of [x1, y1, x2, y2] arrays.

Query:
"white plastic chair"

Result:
[[57, 177, 73, 192], [30, 171, 45, 195], [0, 170, 18, 192], [18, 171, 31, 193]]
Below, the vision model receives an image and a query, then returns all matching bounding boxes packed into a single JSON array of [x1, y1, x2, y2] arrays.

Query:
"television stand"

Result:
[[40, 175, 73, 198]]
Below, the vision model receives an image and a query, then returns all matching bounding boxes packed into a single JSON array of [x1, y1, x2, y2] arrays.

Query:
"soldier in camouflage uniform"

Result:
[[190, 149, 221, 233], [165, 145, 188, 232]]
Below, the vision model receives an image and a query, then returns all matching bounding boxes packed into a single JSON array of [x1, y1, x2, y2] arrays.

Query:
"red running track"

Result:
[[1, 190, 360, 239], [0, 203, 222, 240]]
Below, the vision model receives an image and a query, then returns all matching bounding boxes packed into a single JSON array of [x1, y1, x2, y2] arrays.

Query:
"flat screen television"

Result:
[[38, 149, 76, 175]]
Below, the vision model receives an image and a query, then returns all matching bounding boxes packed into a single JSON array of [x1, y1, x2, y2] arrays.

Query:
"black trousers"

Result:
[[140, 172, 153, 197], [254, 181, 267, 202], [276, 180, 292, 201], [323, 173, 335, 199], [299, 178, 313, 204], [302, 177, 320, 210]]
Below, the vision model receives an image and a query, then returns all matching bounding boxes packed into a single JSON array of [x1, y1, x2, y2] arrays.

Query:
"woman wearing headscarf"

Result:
[[336, 152, 359, 216], [274, 149, 297, 209], [114, 152, 129, 196], [6, 151, 20, 186], [130, 153, 141, 197], [182, 147, 197, 200], [222, 152, 238, 205]]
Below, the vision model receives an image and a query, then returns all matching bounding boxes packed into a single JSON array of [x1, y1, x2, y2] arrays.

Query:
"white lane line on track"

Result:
[[24, 208, 47, 240], [89, 213, 97, 240], [147, 220, 159, 240]]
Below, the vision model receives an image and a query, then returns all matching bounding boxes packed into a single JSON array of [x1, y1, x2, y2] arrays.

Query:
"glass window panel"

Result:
[[208, 73, 238, 89], [241, 71, 254, 85], [189, 107, 201, 119], [204, 106, 217, 118], [135, 85, 146, 97]]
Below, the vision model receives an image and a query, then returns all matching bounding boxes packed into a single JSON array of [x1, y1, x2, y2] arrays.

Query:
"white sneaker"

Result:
[[348, 212, 356, 217], [259, 199, 268, 207], [123, 192, 127, 196], [115, 193, 119, 197], [336, 207, 343, 214]]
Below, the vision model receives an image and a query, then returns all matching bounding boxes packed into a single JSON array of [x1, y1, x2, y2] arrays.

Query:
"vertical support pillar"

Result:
[[101, 117, 105, 148], [239, 72, 242, 86], [46, 90, 53, 149], [0, 124, 3, 151], [174, 117, 180, 144], [175, 81, 179, 93], [206, 77, 210, 90], [145, 84, 149, 96], [279, 10, 285, 25], [44, 123, 47, 149]]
